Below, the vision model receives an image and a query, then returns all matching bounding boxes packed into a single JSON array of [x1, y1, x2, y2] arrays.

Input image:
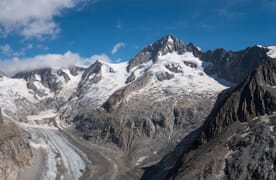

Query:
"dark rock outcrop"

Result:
[[77, 61, 103, 96], [202, 46, 271, 83], [102, 72, 153, 112], [126, 72, 136, 83], [155, 72, 175, 81]]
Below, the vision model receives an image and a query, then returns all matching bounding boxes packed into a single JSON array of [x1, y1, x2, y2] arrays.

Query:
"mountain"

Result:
[[142, 59, 276, 180], [127, 35, 201, 72], [0, 34, 275, 179], [64, 35, 226, 162]]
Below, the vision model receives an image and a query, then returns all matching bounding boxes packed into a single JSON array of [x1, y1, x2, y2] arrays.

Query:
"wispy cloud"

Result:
[[111, 42, 125, 54], [0, 44, 12, 55], [116, 21, 122, 30], [0, 43, 34, 57], [0, 0, 95, 39]]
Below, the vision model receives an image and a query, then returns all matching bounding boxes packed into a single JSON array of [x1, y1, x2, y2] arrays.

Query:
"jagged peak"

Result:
[[158, 34, 178, 44], [199, 59, 276, 144], [127, 35, 202, 72]]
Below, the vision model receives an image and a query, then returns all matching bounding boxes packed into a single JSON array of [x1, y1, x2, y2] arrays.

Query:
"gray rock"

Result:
[[77, 61, 103, 96], [102, 72, 153, 112], [201, 46, 271, 83], [155, 72, 174, 81], [165, 63, 184, 73], [126, 72, 136, 83]]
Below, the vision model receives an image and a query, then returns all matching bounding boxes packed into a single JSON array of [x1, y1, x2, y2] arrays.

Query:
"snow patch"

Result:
[[267, 46, 276, 58], [136, 156, 148, 166], [30, 142, 49, 149]]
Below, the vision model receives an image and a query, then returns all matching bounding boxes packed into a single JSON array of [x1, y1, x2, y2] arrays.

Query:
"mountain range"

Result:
[[0, 35, 275, 180]]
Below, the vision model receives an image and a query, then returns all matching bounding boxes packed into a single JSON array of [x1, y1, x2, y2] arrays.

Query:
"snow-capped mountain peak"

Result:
[[13, 66, 84, 100], [127, 34, 202, 72]]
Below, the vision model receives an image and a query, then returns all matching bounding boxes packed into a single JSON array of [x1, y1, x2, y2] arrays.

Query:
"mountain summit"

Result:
[[127, 34, 201, 71]]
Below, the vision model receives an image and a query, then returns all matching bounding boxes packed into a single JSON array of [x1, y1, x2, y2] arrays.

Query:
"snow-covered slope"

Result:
[[76, 61, 129, 108], [267, 46, 276, 58], [0, 75, 37, 121], [129, 51, 226, 96], [0, 75, 36, 111]]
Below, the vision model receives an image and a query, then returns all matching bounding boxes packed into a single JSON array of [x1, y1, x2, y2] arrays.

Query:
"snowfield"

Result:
[[0, 75, 36, 113]]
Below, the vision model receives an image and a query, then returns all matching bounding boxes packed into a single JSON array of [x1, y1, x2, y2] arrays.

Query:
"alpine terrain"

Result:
[[0, 35, 275, 180]]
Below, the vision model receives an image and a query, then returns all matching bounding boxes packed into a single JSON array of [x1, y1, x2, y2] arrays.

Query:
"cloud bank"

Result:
[[0, 52, 111, 76], [0, 0, 94, 39]]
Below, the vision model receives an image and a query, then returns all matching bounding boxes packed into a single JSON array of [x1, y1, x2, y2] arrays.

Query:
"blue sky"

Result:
[[0, 0, 276, 63]]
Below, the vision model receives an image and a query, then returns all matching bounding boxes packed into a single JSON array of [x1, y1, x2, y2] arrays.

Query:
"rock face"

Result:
[[14, 68, 65, 96], [102, 72, 153, 113], [77, 61, 104, 96], [200, 59, 276, 143], [224, 116, 276, 180], [13, 66, 84, 99], [202, 46, 271, 83], [142, 59, 276, 180], [0, 119, 32, 180]]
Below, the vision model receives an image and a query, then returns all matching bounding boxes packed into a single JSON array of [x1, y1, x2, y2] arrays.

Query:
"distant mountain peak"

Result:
[[127, 34, 202, 72], [159, 34, 178, 44]]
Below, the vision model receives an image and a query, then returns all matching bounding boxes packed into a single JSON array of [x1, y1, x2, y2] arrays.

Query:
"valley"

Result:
[[16, 110, 123, 180]]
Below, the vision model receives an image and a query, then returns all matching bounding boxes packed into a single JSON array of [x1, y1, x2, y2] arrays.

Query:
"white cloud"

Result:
[[0, 51, 112, 76], [111, 42, 125, 54], [0, 44, 13, 55], [0, 51, 80, 76], [0, 0, 94, 39]]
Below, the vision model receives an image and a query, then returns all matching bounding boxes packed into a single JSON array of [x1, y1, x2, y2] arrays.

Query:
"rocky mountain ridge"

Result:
[[142, 59, 276, 180]]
